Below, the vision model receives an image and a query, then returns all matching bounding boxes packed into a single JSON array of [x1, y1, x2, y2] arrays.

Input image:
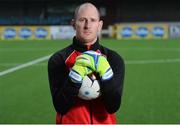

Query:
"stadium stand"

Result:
[[0, 0, 180, 26]]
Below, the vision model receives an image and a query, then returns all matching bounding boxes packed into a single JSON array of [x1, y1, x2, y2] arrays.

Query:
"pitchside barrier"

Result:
[[109, 22, 180, 40], [109, 23, 169, 40], [169, 23, 180, 39], [0, 23, 179, 40], [0, 26, 51, 40]]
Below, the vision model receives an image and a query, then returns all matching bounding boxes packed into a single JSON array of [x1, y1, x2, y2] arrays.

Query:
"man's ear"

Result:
[[98, 20, 103, 32], [71, 19, 76, 30]]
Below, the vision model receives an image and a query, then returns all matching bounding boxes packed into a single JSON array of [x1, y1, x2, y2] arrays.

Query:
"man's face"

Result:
[[72, 5, 103, 45]]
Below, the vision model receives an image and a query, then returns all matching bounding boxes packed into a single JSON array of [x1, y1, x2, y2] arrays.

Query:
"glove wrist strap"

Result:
[[101, 68, 114, 81], [69, 70, 83, 83]]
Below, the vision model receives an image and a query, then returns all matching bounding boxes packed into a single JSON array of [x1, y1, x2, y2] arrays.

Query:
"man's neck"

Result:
[[76, 37, 97, 45], [85, 38, 97, 45]]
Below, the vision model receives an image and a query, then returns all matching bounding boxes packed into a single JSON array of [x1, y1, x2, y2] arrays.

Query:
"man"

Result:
[[48, 2, 125, 124]]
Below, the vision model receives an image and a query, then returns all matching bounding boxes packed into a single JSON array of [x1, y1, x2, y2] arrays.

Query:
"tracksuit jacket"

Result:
[[48, 37, 125, 124]]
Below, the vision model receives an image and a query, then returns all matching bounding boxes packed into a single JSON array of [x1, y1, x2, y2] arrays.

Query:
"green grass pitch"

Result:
[[0, 39, 180, 123]]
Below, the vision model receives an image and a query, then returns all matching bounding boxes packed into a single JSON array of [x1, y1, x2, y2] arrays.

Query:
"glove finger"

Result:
[[83, 52, 100, 68], [76, 55, 95, 71], [76, 56, 91, 66]]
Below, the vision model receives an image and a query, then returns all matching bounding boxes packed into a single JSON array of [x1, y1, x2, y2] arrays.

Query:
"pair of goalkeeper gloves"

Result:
[[69, 50, 114, 84]]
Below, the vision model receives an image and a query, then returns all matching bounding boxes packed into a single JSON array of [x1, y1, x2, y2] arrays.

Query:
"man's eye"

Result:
[[79, 19, 85, 22], [91, 19, 97, 22]]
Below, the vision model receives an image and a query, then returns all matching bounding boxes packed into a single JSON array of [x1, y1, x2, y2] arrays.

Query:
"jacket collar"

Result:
[[72, 37, 100, 52]]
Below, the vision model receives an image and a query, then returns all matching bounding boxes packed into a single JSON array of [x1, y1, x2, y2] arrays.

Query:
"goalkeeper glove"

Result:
[[75, 50, 113, 81], [96, 55, 113, 81], [75, 50, 101, 71], [69, 64, 93, 84]]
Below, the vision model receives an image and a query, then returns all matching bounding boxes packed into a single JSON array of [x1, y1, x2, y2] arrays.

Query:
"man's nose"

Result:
[[84, 20, 91, 29]]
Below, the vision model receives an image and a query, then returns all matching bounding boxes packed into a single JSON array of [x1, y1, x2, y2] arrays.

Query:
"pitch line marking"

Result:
[[1, 58, 180, 66], [0, 48, 53, 52], [0, 57, 180, 77], [0, 55, 51, 77], [126, 58, 180, 64], [1, 47, 180, 52], [0, 63, 47, 66]]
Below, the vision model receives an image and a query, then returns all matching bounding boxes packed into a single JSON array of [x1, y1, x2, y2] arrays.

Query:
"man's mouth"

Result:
[[84, 31, 92, 34]]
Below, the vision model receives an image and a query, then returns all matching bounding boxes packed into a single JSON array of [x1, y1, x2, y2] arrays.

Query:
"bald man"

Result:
[[48, 2, 125, 124]]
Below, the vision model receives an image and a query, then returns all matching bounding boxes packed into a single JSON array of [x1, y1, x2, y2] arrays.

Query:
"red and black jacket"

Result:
[[48, 37, 125, 124]]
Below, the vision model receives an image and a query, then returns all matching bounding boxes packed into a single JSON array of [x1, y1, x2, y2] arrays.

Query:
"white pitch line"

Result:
[[1, 58, 180, 66], [0, 48, 53, 52], [1, 56, 180, 77], [1, 47, 180, 52], [126, 58, 180, 64], [0, 55, 52, 77], [120, 48, 180, 51], [0, 63, 47, 66]]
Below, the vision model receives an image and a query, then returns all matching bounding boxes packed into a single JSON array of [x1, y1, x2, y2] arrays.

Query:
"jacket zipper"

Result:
[[89, 101, 93, 124], [60, 115, 63, 124]]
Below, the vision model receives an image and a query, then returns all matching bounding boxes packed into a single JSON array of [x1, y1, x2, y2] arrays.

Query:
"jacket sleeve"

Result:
[[48, 53, 80, 115], [100, 51, 125, 113]]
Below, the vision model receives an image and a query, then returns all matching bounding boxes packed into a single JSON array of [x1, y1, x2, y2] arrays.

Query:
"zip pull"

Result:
[[87, 45, 91, 50]]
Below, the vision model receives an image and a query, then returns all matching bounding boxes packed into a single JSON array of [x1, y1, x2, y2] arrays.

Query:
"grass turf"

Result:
[[0, 39, 180, 123]]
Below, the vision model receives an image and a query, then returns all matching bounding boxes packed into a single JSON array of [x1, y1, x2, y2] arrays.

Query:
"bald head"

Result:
[[72, 2, 103, 45], [74, 3, 100, 20]]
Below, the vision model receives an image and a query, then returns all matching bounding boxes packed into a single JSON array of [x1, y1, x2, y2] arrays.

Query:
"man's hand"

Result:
[[69, 64, 93, 84], [75, 51, 101, 71], [96, 55, 113, 81], [75, 50, 113, 81]]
